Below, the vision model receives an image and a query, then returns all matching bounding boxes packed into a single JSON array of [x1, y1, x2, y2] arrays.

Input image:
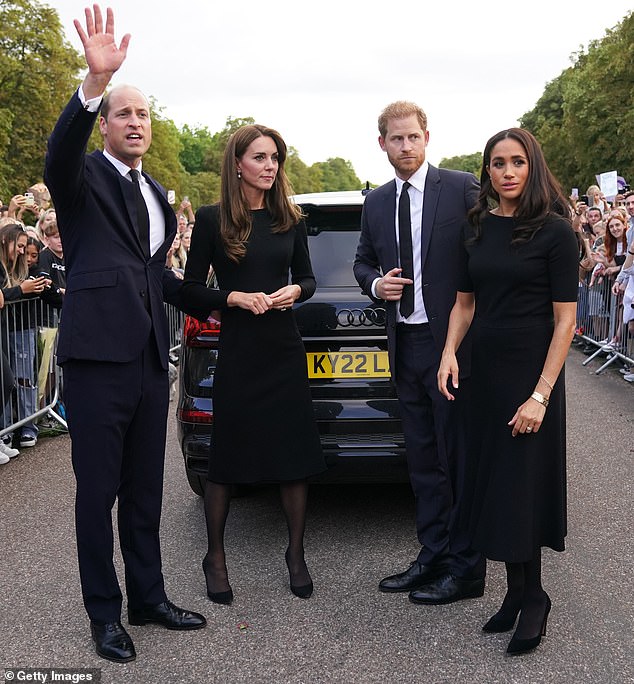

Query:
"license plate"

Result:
[[306, 351, 390, 378]]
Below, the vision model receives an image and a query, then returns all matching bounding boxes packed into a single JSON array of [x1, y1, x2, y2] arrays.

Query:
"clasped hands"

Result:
[[228, 285, 301, 314]]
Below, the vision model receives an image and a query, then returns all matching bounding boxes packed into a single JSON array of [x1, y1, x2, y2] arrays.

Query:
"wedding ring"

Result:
[[281, 307, 287, 311], [526, 426, 532, 432]]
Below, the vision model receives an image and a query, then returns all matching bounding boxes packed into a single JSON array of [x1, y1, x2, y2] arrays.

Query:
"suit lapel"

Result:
[[420, 165, 440, 268], [144, 172, 176, 263]]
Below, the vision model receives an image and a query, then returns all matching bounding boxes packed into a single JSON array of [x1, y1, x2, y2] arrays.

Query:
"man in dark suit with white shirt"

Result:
[[354, 101, 485, 605], [44, 6, 206, 663]]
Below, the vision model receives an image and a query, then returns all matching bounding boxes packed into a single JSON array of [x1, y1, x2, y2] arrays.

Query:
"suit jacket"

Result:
[[353, 165, 479, 380], [44, 92, 197, 369]]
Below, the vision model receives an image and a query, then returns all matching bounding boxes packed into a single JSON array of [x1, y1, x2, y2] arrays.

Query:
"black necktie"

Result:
[[398, 181, 414, 318], [129, 168, 150, 259]]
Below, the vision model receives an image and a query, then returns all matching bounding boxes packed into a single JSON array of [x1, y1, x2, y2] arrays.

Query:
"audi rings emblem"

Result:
[[337, 307, 386, 327]]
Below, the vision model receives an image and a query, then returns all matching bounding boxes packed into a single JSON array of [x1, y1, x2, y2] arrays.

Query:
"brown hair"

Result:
[[378, 101, 427, 139], [0, 223, 28, 286], [469, 128, 571, 243], [219, 124, 302, 263], [43, 220, 59, 237]]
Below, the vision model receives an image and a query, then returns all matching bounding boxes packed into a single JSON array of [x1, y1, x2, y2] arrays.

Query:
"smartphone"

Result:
[[24, 192, 35, 207], [183, 196, 189, 203], [571, 188, 579, 200], [579, 195, 589, 205], [167, 190, 176, 205]]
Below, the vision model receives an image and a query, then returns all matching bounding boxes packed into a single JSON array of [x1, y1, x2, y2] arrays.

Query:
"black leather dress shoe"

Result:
[[128, 600, 206, 630], [90, 621, 136, 663], [379, 561, 446, 593], [408, 573, 485, 605]]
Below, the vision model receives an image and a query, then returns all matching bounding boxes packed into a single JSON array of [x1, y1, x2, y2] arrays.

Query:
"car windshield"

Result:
[[303, 204, 361, 287]]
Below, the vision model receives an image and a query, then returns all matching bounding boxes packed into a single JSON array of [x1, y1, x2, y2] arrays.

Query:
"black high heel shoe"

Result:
[[202, 557, 233, 605], [506, 595, 551, 656], [285, 549, 313, 599], [482, 606, 521, 633]]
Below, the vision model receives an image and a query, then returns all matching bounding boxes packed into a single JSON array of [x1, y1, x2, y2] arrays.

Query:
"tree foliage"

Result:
[[309, 158, 361, 192], [520, 11, 634, 192], [439, 152, 483, 177], [0, 0, 83, 199]]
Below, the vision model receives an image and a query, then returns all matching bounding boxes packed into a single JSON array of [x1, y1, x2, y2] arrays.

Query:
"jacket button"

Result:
[[140, 290, 146, 298]]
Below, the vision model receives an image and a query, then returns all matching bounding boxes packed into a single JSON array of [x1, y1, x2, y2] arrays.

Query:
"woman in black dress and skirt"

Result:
[[182, 125, 325, 603], [438, 128, 579, 655]]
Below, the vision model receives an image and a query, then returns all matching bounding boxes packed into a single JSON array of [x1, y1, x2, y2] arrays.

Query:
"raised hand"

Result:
[[74, 5, 131, 97]]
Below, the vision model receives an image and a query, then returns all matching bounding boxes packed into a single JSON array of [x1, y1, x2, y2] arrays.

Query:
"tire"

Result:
[[186, 470, 205, 497]]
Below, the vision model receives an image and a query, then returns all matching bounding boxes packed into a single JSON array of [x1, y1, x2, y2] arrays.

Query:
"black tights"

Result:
[[494, 549, 549, 638], [202, 479, 310, 593]]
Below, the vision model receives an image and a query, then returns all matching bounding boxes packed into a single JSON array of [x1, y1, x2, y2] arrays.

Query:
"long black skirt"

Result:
[[467, 319, 567, 562]]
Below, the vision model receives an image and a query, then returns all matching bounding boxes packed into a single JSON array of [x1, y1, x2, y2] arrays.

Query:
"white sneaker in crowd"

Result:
[[0, 441, 19, 461], [623, 373, 634, 383]]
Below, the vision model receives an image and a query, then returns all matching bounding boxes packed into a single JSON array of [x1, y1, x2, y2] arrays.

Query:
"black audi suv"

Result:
[[177, 190, 406, 495]]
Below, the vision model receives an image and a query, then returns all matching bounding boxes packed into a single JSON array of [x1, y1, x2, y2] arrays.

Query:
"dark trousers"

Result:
[[63, 338, 169, 624], [395, 323, 484, 579]]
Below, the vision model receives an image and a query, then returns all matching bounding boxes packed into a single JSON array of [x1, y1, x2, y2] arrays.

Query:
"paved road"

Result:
[[1, 348, 632, 684]]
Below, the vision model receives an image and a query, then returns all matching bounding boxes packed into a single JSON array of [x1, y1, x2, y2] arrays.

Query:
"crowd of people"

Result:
[[572, 187, 634, 381], [0, 189, 65, 462]]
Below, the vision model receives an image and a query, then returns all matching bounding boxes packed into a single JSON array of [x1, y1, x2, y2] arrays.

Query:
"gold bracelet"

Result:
[[530, 391, 549, 408], [539, 374, 554, 391]]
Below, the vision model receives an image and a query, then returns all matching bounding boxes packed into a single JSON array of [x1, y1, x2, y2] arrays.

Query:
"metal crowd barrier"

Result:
[[0, 297, 67, 441], [575, 270, 634, 374], [165, 302, 185, 355]]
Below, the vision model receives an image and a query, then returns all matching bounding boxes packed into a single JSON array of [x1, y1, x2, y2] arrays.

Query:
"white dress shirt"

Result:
[[372, 162, 429, 323]]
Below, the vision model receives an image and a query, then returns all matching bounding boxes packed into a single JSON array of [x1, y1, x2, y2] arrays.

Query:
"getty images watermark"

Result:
[[4, 669, 101, 683]]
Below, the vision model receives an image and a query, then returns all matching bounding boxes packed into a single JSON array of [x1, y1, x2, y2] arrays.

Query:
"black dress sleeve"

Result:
[[291, 219, 316, 302], [182, 205, 231, 310], [548, 219, 581, 302]]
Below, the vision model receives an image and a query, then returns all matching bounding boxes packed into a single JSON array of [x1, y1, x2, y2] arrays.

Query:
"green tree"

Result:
[[286, 148, 321, 194], [520, 11, 634, 191], [309, 157, 361, 191], [185, 171, 221, 207], [179, 124, 214, 175], [439, 152, 483, 177], [0, 0, 83, 197], [202, 116, 256, 175]]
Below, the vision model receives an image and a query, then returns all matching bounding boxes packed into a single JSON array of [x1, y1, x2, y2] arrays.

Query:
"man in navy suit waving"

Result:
[[354, 101, 485, 606], [44, 6, 206, 663]]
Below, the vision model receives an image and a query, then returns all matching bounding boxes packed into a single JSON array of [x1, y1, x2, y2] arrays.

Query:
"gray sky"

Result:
[[47, 0, 632, 186]]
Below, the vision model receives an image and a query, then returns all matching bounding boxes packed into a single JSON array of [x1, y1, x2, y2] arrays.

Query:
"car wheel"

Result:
[[186, 471, 205, 496]]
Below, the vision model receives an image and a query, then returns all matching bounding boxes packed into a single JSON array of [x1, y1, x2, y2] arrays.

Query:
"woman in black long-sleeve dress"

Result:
[[438, 129, 579, 655], [182, 125, 325, 604]]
